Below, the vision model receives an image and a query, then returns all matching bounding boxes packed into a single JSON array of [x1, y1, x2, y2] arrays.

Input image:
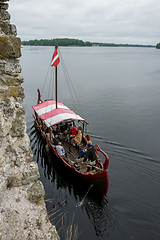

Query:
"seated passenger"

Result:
[[52, 142, 66, 157], [63, 128, 69, 143], [70, 125, 77, 137], [60, 121, 68, 133], [83, 134, 92, 145], [53, 134, 60, 145], [78, 147, 87, 159], [71, 130, 82, 146], [52, 124, 58, 134], [46, 128, 54, 144], [78, 126, 83, 134], [66, 124, 77, 141], [41, 122, 47, 133], [85, 134, 90, 141], [87, 140, 92, 145]]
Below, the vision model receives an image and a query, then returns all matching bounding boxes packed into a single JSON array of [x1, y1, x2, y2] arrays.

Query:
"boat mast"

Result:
[[55, 43, 58, 109]]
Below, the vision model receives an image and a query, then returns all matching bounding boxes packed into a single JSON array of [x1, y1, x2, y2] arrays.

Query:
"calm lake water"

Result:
[[21, 46, 160, 240]]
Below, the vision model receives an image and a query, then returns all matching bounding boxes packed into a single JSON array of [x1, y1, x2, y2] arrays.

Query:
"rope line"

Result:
[[41, 62, 51, 96], [47, 68, 54, 100], [58, 48, 84, 117]]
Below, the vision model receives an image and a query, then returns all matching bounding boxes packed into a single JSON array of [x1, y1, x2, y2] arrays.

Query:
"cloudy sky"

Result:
[[9, 0, 159, 45]]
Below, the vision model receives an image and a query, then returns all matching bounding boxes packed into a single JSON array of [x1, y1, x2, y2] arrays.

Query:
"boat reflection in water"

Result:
[[29, 123, 116, 239]]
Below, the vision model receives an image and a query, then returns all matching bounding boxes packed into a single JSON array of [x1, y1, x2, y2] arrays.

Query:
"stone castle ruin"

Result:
[[0, 0, 59, 239]]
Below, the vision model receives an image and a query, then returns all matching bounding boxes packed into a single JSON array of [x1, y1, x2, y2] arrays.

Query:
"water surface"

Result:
[[21, 46, 160, 240]]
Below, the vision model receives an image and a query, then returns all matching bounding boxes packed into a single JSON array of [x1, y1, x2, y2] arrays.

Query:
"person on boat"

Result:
[[52, 134, 60, 145], [71, 130, 82, 146], [70, 124, 77, 137], [77, 139, 92, 159], [83, 134, 92, 145], [85, 134, 91, 143], [46, 128, 54, 144], [66, 124, 77, 141], [42, 121, 47, 132], [87, 140, 92, 145], [63, 127, 69, 138], [83, 143, 97, 166], [60, 121, 68, 133], [52, 124, 58, 134], [78, 147, 87, 159], [78, 125, 83, 134], [52, 142, 66, 157]]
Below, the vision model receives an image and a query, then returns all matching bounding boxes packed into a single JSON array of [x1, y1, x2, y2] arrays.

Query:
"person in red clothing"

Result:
[[66, 124, 77, 141], [70, 125, 77, 137]]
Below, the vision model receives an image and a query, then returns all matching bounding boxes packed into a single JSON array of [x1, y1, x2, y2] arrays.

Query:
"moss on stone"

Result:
[[0, 35, 21, 59], [6, 86, 25, 99]]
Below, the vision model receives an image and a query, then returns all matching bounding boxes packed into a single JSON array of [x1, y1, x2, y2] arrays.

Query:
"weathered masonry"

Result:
[[0, 0, 60, 239]]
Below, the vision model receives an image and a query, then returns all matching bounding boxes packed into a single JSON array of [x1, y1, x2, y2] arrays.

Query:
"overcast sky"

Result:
[[9, 0, 159, 45]]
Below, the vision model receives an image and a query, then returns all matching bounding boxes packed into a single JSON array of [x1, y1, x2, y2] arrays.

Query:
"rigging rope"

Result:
[[41, 62, 51, 96], [41, 57, 55, 101], [58, 48, 84, 117], [47, 67, 54, 100]]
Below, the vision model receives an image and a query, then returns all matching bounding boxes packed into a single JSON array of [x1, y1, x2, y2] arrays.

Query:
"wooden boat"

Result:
[[32, 44, 109, 197]]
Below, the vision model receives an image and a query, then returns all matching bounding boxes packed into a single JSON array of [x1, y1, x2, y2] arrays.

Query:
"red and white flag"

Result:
[[51, 48, 60, 67]]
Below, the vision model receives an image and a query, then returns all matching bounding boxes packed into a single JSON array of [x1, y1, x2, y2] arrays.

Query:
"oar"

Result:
[[76, 184, 93, 208]]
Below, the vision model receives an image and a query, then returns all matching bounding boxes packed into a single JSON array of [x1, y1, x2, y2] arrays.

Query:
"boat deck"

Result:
[[34, 118, 104, 174], [62, 139, 88, 173]]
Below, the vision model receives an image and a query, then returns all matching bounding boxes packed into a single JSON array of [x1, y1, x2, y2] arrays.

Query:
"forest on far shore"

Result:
[[21, 38, 155, 48], [156, 42, 160, 49]]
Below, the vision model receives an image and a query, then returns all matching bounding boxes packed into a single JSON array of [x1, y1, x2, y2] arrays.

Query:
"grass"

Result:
[[45, 198, 79, 240], [65, 214, 79, 240]]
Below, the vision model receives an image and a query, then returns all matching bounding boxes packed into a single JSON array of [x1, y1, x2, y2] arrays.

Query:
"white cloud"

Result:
[[9, 0, 160, 45]]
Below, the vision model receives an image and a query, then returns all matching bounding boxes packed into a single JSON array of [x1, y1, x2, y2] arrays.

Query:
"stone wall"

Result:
[[0, 1, 60, 239]]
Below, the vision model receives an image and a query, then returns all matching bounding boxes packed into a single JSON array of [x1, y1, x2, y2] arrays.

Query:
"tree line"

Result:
[[21, 38, 155, 48], [156, 43, 160, 49], [21, 38, 92, 46]]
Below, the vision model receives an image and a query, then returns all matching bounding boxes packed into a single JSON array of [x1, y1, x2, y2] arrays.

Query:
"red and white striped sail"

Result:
[[32, 100, 84, 127]]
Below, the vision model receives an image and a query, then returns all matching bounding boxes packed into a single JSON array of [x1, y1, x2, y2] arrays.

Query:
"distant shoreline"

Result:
[[21, 38, 155, 48]]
